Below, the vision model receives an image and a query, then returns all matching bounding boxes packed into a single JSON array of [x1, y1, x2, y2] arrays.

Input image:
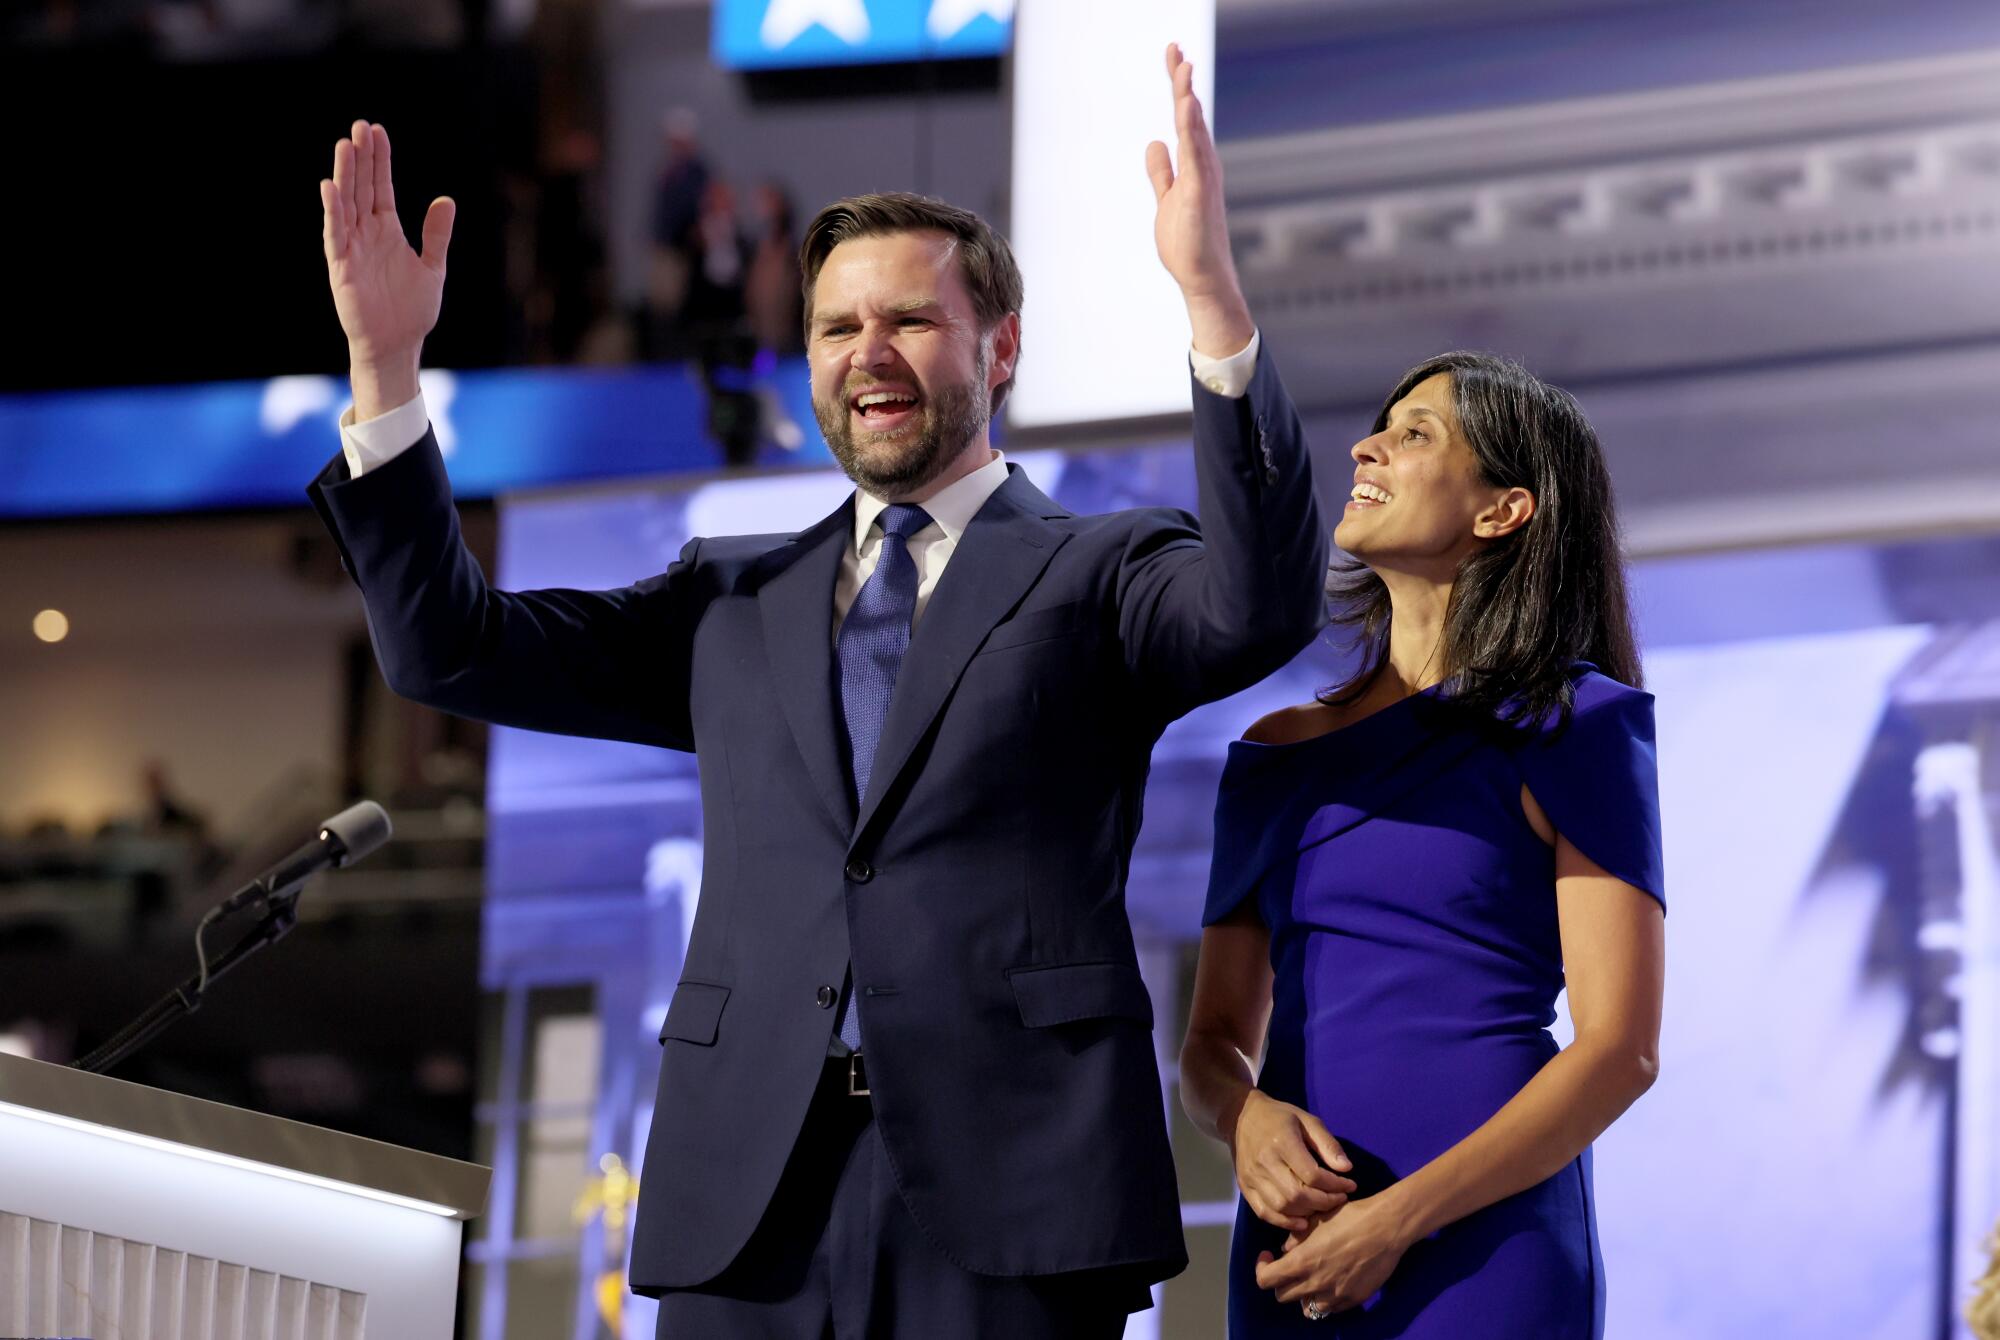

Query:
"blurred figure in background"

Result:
[[681, 177, 749, 344], [532, 126, 610, 365], [680, 177, 758, 464], [744, 181, 805, 358], [139, 760, 207, 841], [646, 107, 710, 358]]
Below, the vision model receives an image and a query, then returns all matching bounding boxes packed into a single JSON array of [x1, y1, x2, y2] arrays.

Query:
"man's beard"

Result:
[[815, 365, 991, 499]]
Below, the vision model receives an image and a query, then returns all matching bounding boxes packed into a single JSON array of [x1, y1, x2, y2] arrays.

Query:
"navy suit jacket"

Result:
[[309, 349, 1327, 1292]]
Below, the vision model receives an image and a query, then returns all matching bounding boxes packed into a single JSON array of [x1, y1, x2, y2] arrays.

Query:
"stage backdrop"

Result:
[[472, 441, 2000, 1340]]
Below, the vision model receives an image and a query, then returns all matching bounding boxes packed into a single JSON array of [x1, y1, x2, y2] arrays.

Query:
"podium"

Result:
[[0, 1051, 489, 1339]]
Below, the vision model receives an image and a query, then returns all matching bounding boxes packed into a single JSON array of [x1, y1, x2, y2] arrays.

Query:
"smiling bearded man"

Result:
[[805, 211, 1008, 500], [308, 44, 1327, 1340], [812, 322, 991, 499]]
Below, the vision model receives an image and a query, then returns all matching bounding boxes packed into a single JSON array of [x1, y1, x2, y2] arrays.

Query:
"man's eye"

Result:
[[899, 317, 929, 327]]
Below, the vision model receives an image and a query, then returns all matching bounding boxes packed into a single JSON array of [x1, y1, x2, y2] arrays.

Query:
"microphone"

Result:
[[71, 800, 395, 1075], [222, 800, 394, 913]]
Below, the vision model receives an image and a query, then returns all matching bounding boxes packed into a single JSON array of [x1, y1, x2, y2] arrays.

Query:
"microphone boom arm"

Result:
[[69, 800, 391, 1076]]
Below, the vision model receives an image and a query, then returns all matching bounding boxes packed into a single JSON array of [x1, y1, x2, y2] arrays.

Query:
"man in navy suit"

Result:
[[312, 45, 1328, 1339]]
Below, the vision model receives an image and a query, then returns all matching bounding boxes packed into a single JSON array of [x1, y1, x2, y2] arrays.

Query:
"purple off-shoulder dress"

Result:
[[1204, 667, 1665, 1337]]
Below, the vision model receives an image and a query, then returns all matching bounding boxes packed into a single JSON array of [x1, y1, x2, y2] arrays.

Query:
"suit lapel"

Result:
[[853, 470, 1071, 840], [759, 502, 857, 834]]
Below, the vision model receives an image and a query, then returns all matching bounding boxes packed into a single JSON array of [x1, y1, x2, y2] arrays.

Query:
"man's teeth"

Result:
[[1350, 483, 1393, 504], [856, 392, 917, 409]]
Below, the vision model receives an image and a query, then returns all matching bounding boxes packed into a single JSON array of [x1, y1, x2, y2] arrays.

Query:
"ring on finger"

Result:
[[1303, 1299, 1331, 1321]]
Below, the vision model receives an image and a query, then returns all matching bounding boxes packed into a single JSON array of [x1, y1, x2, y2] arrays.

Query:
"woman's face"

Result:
[[1334, 373, 1532, 575]]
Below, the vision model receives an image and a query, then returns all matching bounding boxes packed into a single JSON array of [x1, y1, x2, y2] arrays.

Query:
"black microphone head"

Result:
[[320, 800, 392, 867]]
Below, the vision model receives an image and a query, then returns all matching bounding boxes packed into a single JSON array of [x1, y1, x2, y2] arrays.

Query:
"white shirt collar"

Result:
[[852, 450, 1010, 553]]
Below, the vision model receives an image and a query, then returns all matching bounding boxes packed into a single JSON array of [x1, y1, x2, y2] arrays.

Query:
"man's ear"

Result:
[[1473, 486, 1536, 540], [987, 312, 1021, 392]]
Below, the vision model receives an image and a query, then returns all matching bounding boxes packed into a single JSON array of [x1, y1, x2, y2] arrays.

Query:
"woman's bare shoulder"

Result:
[[1242, 701, 1347, 745]]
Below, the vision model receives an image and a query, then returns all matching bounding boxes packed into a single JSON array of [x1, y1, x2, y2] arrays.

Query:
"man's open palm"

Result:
[[1145, 43, 1236, 305], [320, 120, 454, 366]]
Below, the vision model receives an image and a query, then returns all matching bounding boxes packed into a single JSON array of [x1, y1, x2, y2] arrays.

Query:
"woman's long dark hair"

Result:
[[1321, 351, 1641, 729]]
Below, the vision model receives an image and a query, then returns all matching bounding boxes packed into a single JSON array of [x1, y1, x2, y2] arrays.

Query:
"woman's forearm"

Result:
[[1180, 1028, 1261, 1147], [1376, 1039, 1657, 1246]]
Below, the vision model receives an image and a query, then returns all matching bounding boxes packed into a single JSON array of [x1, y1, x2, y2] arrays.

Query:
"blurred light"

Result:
[[258, 374, 338, 436], [1918, 919, 1965, 951], [713, 0, 1011, 70], [417, 368, 459, 457], [31, 609, 68, 643], [0, 1033, 32, 1059], [1921, 1026, 1962, 1059]]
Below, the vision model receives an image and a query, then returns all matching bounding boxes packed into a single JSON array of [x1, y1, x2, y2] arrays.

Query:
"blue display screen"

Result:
[[713, 0, 1012, 71], [0, 359, 834, 519]]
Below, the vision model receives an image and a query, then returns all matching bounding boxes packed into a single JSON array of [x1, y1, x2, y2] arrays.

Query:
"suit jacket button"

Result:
[[845, 858, 874, 883], [816, 985, 837, 1009], [1265, 466, 1281, 485]]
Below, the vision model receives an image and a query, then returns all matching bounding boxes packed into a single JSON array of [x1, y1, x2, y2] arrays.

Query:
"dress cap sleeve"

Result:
[[1515, 669, 1666, 909], [1202, 743, 1300, 926]]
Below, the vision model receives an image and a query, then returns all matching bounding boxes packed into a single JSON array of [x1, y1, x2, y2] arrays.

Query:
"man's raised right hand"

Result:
[[320, 120, 454, 421]]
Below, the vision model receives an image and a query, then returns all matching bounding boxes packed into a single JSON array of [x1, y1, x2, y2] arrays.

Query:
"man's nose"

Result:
[[853, 323, 898, 372]]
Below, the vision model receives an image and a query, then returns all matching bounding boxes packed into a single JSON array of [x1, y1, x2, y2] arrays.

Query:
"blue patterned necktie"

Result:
[[834, 502, 932, 1050]]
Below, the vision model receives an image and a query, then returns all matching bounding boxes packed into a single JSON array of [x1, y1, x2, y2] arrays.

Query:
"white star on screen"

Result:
[[926, 0, 1013, 40], [760, 0, 872, 48]]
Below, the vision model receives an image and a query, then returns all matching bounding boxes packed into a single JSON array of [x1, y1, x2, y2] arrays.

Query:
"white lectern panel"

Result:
[[1, 1215, 368, 1340], [0, 1090, 474, 1339]]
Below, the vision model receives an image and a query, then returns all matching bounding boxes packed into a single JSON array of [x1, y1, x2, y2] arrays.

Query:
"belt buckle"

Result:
[[847, 1053, 870, 1097]]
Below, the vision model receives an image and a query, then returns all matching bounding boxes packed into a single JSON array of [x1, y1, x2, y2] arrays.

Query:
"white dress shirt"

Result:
[[835, 451, 1011, 638], [339, 333, 1263, 622]]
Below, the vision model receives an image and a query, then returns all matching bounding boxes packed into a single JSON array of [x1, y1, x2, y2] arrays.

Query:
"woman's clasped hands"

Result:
[[1255, 1190, 1413, 1319], [1232, 1089, 1411, 1318]]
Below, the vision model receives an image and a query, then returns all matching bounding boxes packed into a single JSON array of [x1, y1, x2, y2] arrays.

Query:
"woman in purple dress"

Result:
[[1179, 352, 1666, 1335]]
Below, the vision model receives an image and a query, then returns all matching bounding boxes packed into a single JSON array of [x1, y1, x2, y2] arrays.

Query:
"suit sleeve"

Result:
[[307, 430, 701, 751], [1114, 344, 1329, 721]]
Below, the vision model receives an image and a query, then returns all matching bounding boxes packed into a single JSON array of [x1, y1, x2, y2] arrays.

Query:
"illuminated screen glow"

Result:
[[712, 0, 1013, 71]]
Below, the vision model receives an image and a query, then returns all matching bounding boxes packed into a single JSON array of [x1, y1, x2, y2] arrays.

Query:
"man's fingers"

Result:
[[1144, 140, 1173, 201], [1301, 1115, 1354, 1174], [1173, 57, 1198, 155], [351, 120, 376, 218], [332, 137, 358, 231], [371, 123, 397, 218], [321, 179, 346, 260], [421, 196, 456, 272], [331, 135, 348, 214]]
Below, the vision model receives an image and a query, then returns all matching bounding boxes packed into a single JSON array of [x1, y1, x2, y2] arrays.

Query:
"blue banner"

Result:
[[0, 359, 834, 519], [713, 0, 1012, 71]]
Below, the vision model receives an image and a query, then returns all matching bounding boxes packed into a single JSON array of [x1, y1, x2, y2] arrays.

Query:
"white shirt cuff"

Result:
[[1188, 329, 1260, 400], [339, 393, 431, 478]]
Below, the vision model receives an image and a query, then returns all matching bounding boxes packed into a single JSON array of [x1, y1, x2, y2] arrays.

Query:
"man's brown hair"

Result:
[[799, 192, 1024, 412]]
